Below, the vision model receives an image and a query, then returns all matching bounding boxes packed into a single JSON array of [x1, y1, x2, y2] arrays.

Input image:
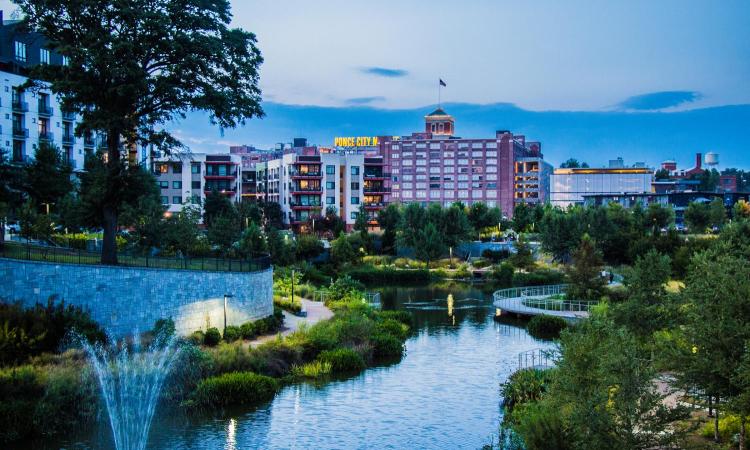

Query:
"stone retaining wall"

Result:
[[0, 258, 273, 336]]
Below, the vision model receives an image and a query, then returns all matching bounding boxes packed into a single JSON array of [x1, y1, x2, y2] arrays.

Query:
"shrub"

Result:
[[239, 322, 256, 340], [223, 326, 241, 342], [454, 263, 471, 279], [291, 360, 332, 379], [192, 371, 279, 407], [527, 315, 568, 339], [491, 263, 514, 288], [152, 318, 175, 340], [273, 295, 301, 313], [700, 414, 742, 442], [483, 248, 511, 261], [188, 330, 205, 345], [375, 319, 409, 340], [317, 348, 366, 373], [204, 327, 221, 346], [370, 333, 404, 359], [512, 269, 566, 287], [500, 368, 556, 410], [376, 310, 413, 327]]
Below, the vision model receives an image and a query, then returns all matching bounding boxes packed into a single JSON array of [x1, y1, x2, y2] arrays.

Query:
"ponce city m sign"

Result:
[[333, 136, 380, 147]]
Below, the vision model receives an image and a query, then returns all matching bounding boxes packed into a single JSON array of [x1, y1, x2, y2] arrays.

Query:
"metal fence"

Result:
[[493, 284, 568, 301], [0, 242, 271, 273], [520, 297, 598, 312], [518, 348, 559, 370]]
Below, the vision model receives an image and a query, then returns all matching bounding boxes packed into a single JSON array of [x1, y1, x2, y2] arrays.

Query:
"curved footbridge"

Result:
[[493, 284, 594, 323]]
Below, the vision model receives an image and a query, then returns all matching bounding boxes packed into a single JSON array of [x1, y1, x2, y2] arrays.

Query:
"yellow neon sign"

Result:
[[334, 136, 380, 147]]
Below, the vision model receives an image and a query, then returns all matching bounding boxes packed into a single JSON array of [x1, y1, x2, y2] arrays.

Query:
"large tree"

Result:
[[15, 0, 263, 264], [24, 143, 72, 210]]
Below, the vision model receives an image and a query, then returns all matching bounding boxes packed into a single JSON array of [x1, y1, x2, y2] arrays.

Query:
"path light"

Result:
[[223, 294, 234, 332]]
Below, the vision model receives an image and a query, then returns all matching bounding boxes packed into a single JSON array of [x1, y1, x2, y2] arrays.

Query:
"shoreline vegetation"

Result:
[[0, 275, 412, 444]]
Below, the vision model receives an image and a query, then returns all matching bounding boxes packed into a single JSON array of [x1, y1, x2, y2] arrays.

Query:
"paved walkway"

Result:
[[249, 299, 333, 347], [494, 295, 590, 321]]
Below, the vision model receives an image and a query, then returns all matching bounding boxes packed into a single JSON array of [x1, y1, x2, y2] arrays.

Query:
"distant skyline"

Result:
[[1, 0, 748, 167]]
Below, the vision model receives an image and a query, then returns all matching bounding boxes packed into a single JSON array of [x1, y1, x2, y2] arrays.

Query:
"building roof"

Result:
[[553, 168, 653, 175], [425, 107, 451, 118]]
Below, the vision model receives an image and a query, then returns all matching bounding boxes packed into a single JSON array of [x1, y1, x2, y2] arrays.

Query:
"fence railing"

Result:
[[493, 284, 568, 301], [521, 298, 597, 312], [0, 242, 271, 273], [518, 348, 559, 370]]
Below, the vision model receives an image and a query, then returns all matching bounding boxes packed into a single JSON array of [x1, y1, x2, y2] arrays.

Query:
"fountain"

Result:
[[79, 332, 182, 450]]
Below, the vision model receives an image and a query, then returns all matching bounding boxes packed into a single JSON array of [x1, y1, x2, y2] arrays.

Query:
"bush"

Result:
[[273, 295, 302, 313], [188, 330, 204, 345], [526, 315, 568, 339], [700, 414, 742, 442], [239, 322, 256, 340], [223, 325, 241, 342], [152, 318, 176, 340], [491, 263, 514, 288], [500, 368, 556, 410], [317, 348, 366, 373], [376, 310, 413, 326], [512, 269, 566, 287], [192, 371, 279, 407], [483, 248, 511, 261], [291, 360, 332, 379], [0, 299, 106, 365], [471, 258, 492, 269], [375, 319, 409, 340], [204, 327, 221, 346], [370, 333, 404, 359]]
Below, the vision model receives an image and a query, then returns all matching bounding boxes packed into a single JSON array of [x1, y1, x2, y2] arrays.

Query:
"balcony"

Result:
[[62, 110, 76, 121], [364, 172, 391, 180], [62, 134, 76, 145], [290, 202, 322, 210], [204, 190, 236, 196], [12, 127, 29, 139], [39, 131, 54, 142], [38, 104, 53, 117], [290, 171, 322, 179], [12, 100, 28, 112], [364, 201, 387, 209], [68, 158, 77, 169], [84, 137, 96, 147], [291, 186, 323, 194], [204, 171, 238, 179], [364, 186, 391, 193]]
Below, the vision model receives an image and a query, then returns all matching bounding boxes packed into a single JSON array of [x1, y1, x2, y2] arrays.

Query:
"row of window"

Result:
[[14, 41, 69, 65], [158, 180, 204, 190]]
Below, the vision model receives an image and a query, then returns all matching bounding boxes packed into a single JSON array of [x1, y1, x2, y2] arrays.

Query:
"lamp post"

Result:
[[291, 269, 295, 306], [223, 294, 234, 332]]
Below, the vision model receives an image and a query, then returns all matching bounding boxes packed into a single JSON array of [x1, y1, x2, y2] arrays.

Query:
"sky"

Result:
[[1, 0, 748, 167]]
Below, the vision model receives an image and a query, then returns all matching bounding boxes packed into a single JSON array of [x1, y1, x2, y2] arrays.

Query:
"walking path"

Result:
[[493, 284, 593, 321], [494, 295, 591, 321], [249, 299, 333, 347]]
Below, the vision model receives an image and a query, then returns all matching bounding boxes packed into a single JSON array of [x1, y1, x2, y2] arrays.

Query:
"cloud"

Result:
[[359, 67, 408, 78], [346, 96, 386, 105], [618, 91, 701, 110]]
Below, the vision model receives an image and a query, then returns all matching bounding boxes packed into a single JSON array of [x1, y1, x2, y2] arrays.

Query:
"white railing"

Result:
[[493, 284, 568, 301], [520, 297, 597, 312], [518, 348, 559, 370]]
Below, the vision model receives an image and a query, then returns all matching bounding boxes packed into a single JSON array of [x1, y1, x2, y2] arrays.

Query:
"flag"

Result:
[[439, 79, 447, 87]]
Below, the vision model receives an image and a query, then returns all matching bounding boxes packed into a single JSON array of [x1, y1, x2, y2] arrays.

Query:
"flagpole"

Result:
[[438, 79, 441, 108]]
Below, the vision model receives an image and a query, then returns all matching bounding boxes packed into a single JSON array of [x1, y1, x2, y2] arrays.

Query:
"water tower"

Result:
[[704, 152, 719, 168]]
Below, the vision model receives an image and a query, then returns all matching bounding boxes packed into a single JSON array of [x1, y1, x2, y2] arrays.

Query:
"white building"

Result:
[[550, 167, 654, 208]]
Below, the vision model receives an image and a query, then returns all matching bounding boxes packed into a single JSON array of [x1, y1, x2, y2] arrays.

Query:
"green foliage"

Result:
[[152, 318, 175, 340], [684, 201, 711, 232], [565, 234, 606, 300], [414, 222, 446, 267], [239, 322, 256, 340], [346, 266, 432, 284], [526, 315, 568, 339], [291, 360, 332, 379], [377, 203, 401, 254], [192, 371, 279, 407], [267, 228, 295, 265], [239, 221, 267, 257], [331, 232, 358, 267], [223, 325, 241, 343], [512, 269, 566, 287], [317, 348, 366, 373], [560, 158, 588, 168], [295, 234, 323, 260], [207, 214, 240, 255], [491, 263, 515, 288], [510, 236, 536, 270], [188, 330, 205, 345], [467, 202, 502, 238], [203, 327, 222, 347], [370, 333, 404, 358], [24, 143, 73, 209], [0, 299, 106, 365], [501, 368, 556, 411]]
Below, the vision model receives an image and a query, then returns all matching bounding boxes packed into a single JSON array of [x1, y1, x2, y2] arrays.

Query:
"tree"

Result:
[[708, 197, 726, 229], [539, 206, 583, 262], [565, 234, 606, 301], [24, 143, 73, 210], [295, 234, 323, 260], [377, 203, 401, 254], [644, 203, 674, 233], [443, 203, 472, 247], [414, 222, 446, 268], [330, 232, 357, 267], [238, 200, 263, 229], [734, 199, 750, 220], [266, 228, 294, 266], [239, 222, 267, 257], [512, 203, 543, 233], [510, 235, 536, 271], [681, 248, 750, 448], [16, 0, 264, 264], [163, 204, 202, 256], [611, 250, 672, 343], [353, 204, 370, 238], [654, 168, 670, 180], [120, 193, 166, 253], [692, 168, 720, 192], [467, 202, 501, 238], [560, 158, 589, 169], [684, 202, 711, 232], [207, 215, 240, 255], [398, 203, 426, 248], [261, 201, 284, 231], [203, 190, 237, 228], [0, 148, 27, 247]]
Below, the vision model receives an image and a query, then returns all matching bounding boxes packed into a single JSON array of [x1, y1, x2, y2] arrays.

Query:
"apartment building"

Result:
[[153, 153, 242, 214]]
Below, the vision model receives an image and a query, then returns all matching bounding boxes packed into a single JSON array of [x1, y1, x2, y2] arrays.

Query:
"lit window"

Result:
[[14, 41, 26, 62], [40, 49, 50, 64]]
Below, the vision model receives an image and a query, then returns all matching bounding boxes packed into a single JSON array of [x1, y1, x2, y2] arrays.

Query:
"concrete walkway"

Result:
[[249, 299, 333, 347], [494, 295, 590, 321]]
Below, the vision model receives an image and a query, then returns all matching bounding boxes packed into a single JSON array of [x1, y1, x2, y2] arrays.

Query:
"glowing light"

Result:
[[225, 418, 236, 450]]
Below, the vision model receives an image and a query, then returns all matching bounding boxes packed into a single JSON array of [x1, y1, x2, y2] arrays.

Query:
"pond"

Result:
[[31, 282, 553, 450]]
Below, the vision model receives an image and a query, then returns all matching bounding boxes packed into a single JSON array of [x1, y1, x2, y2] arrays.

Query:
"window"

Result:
[[40, 49, 50, 64], [172, 181, 182, 189], [327, 196, 336, 204], [326, 181, 335, 189], [14, 41, 26, 62], [172, 163, 182, 173], [351, 212, 358, 220], [351, 196, 360, 205], [158, 181, 168, 189], [192, 181, 201, 189], [191, 163, 200, 174], [351, 182, 360, 190], [158, 164, 169, 174], [172, 196, 182, 204], [160, 196, 169, 205], [326, 165, 335, 175], [351, 166, 360, 175], [62, 55, 70, 66]]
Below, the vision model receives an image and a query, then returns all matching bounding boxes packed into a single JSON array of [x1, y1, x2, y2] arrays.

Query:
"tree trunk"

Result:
[[708, 395, 713, 417], [100, 129, 121, 265], [714, 409, 720, 443]]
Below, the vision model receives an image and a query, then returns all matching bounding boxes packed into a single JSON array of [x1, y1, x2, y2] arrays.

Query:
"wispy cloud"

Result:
[[346, 96, 386, 105], [359, 67, 408, 78], [618, 91, 701, 110]]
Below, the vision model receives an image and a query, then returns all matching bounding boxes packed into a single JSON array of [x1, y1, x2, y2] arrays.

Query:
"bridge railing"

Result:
[[520, 297, 597, 312], [493, 284, 568, 301], [518, 347, 559, 370]]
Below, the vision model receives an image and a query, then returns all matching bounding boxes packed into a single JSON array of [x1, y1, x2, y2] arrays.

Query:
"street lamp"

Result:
[[223, 294, 234, 332]]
